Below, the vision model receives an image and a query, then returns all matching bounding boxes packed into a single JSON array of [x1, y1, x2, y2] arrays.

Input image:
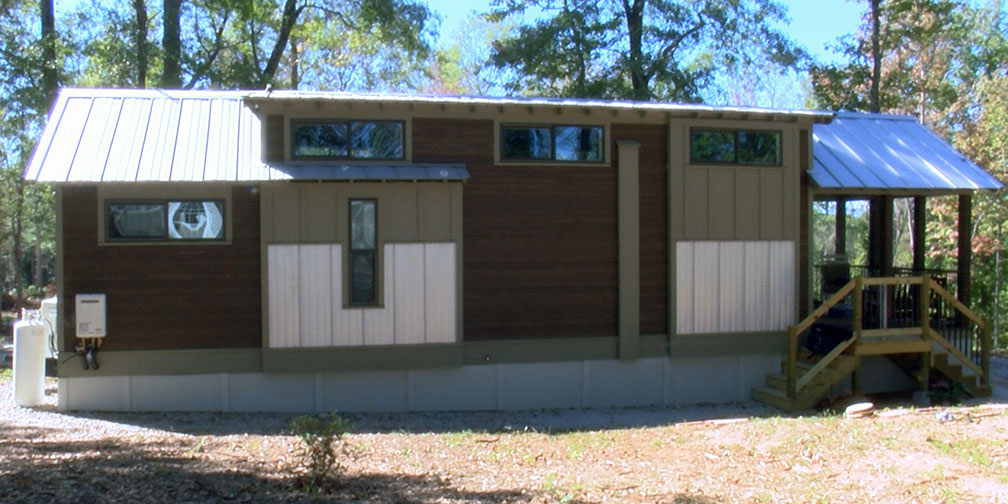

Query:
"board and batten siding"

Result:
[[268, 243, 456, 348], [676, 241, 794, 334], [669, 120, 799, 242]]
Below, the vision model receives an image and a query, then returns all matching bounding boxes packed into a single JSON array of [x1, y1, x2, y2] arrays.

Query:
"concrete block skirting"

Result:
[[58, 353, 783, 412]]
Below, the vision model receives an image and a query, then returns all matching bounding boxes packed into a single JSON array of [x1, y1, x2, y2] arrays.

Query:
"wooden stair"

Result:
[[752, 355, 860, 411], [931, 346, 991, 398]]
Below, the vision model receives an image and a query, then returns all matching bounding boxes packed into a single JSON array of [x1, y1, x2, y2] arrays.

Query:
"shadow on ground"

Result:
[[0, 424, 564, 504]]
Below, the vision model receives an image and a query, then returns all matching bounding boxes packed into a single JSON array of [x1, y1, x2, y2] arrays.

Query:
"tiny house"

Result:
[[25, 89, 1000, 412]]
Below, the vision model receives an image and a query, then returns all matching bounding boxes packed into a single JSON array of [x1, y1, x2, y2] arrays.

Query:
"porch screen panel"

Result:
[[676, 240, 795, 334]]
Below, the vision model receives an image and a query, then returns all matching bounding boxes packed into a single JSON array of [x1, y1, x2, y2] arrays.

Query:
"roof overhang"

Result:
[[810, 112, 1003, 193], [243, 90, 835, 123]]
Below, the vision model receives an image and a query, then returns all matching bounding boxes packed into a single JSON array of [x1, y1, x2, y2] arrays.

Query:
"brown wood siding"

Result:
[[61, 185, 262, 351], [412, 118, 618, 341], [613, 123, 668, 335]]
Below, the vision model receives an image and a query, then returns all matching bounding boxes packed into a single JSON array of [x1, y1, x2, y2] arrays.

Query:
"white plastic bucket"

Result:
[[13, 320, 47, 407]]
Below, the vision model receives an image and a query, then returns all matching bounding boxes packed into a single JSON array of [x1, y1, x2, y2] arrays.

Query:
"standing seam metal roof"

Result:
[[810, 112, 1003, 192], [24, 88, 471, 183]]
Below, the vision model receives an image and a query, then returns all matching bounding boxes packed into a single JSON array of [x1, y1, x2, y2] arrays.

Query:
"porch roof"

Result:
[[810, 112, 1003, 193]]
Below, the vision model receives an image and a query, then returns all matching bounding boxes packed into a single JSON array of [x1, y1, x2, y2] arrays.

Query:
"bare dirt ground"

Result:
[[2, 360, 1007, 503]]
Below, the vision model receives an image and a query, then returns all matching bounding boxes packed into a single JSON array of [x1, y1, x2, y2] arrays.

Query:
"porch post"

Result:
[[958, 194, 972, 306], [913, 196, 926, 272], [835, 197, 847, 256], [869, 196, 894, 276]]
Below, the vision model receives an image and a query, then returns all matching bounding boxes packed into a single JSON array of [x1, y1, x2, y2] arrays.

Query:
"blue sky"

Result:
[[426, 0, 867, 64]]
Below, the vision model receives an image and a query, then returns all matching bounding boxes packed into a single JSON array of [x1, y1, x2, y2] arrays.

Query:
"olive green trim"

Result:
[[617, 140, 641, 360], [668, 331, 786, 358], [263, 343, 463, 373], [51, 333, 779, 378], [463, 337, 619, 365], [667, 117, 684, 345], [55, 349, 262, 377]]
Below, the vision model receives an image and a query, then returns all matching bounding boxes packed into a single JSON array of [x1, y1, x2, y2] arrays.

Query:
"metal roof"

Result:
[[810, 112, 1003, 193], [27, 88, 831, 184], [23, 88, 470, 183]]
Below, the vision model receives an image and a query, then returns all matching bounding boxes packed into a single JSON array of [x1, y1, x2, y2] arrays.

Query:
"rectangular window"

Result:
[[291, 120, 404, 160], [349, 199, 377, 305], [501, 124, 604, 162], [690, 129, 781, 165], [106, 200, 225, 241]]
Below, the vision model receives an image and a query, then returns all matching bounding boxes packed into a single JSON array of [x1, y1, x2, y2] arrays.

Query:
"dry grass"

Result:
[[2, 400, 1007, 503]]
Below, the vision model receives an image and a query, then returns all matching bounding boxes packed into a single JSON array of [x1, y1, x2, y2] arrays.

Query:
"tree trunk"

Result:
[[162, 0, 182, 88], [133, 0, 148, 87], [622, 0, 647, 100], [261, 0, 302, 87], [41, 0, 57, 109], [12, 180, 24, 314], [290, 36, 300, 89], [33, 225, 41, 289], [870, 0, 881, 113]]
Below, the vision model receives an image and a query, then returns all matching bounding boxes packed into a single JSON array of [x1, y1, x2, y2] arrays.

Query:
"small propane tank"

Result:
[[13, 316, 47, 407], [40, 296, 58, 359]]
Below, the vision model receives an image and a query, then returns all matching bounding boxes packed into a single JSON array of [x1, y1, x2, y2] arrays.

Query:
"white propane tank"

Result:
[[13, 319, 47, 407], [40, 296, 58, 359]]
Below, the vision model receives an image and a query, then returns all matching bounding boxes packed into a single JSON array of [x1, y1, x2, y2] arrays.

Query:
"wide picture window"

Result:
[[691, 129, 781, 165], [107, 200, 224, 241], [501, 125, 604, 162], [291, 120, 404, 160]]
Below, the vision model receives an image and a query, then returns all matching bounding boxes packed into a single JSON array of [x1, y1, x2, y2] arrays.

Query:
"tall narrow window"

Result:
[[349, 199, 377, 305]]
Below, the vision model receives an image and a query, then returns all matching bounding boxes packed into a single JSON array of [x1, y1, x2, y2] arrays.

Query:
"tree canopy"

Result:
[[486, 0, 805, 101]]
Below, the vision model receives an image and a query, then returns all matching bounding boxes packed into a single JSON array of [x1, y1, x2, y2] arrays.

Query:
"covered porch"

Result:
[[755, 112, 1003, 410]]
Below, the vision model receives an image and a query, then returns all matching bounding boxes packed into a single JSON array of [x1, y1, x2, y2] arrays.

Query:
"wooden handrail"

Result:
[[928, 278, 985, 327], [796, 335, 856, 391], [861, 276, 923, 286], [794, 279, 856, 335], [929, 328, 985, 379], [787, 278, 856, 398]]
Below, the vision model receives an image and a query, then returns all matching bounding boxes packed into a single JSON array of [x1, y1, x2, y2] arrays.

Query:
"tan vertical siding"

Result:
[[424, 242, 457, 343], [297, 244, 333, 346], [267, 243, 457, 348], [393, 243, 426, 345], [671, 120, 798, 242], [676, 240, 795, 334]]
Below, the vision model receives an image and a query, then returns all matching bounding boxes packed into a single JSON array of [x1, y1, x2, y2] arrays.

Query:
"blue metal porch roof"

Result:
[[810, 112, 1003, 192]]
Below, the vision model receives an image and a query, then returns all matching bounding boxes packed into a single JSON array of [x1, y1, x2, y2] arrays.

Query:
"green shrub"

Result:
[[288, 412, 352, 490]]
